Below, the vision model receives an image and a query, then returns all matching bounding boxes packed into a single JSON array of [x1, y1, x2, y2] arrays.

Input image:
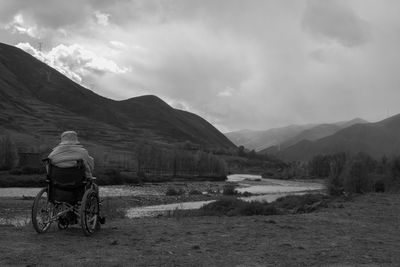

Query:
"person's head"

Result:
[[59, 131, 80, 145]]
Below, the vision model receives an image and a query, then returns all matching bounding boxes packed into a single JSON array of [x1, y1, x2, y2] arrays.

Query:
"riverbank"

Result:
[[0, 193, 399, 266], [0, 170, 227, 188]]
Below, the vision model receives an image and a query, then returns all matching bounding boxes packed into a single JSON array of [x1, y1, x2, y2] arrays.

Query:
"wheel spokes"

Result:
[[84, 194, 98, 231]]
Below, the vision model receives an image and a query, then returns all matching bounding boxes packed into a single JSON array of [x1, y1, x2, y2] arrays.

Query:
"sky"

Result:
[[1, 0, 400, 132]]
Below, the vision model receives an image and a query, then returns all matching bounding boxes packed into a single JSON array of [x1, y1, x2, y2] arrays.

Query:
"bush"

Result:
[[326, 152, 378, 195], [374, 180, 385, 192], [232, 201, 279, 216], [0, 135, 18, 170], [0, 175, 46, 187], [172, 194, 329, 218], [328, 173, 343, 196], [166, 186, 185, 196], [120, 171, 142, 184], [9, 168, 23, 175], [222, 183, 236, 195], [189, 189, 203, 195], [274, 194, 328, 210], [21, 166, 46, 175], [98, 169, 123, 185], [200, 197, 243, 215], [342, 156, 373, 194], [200, 197, 279, 216]]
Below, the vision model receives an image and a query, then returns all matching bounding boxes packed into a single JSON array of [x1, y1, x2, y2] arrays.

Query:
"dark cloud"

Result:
[[2, 1, 400, 131], [302, 0, 371, 47]]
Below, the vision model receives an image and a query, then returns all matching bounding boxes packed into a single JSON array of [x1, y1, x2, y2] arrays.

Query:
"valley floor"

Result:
[[0, 193, 399, 266]]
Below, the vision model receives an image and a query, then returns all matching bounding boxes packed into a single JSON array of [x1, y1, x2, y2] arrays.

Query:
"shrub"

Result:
[[274, 194, 328, 210], [172, 194, 328, 218], [328, 173, 343, 196], [342, 156, 373, 194], [222, 183, 236, 195], [231, 201, 278, 216], [0, 135, 18, 170], [21, 166, 46, 175], [239, 191, 252, 197], [166, 186, 185, 196], [137, 171, 146, 179], [374, 180, 385, 192], [200, 197, 279, 216], [98, 169, 123, 185], [200, 197, 244, 216], [9, 168, 23, 175], [120, 171, 142, 184], [189, 189, 202, 195]]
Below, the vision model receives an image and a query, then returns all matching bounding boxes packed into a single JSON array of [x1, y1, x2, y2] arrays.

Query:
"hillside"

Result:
[[226, 118, 367, 152], [275, 114, 400, 161], [260, 118, 367, 154], [0, 42, 235, 153]]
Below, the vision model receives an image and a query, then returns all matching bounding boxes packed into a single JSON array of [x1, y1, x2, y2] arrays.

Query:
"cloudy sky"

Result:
[[1, 0, 399, 132]]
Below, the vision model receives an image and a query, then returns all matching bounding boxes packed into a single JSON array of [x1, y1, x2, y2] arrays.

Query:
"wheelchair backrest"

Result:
[[48, 162, 86, 189], [43, 158, 87, 203]]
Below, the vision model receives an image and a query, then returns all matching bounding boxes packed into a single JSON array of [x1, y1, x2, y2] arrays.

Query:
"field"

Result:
[[0, 193, 399, 266]]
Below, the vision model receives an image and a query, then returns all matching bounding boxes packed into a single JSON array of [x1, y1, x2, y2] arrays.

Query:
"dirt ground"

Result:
[[1, 193, 400, 266]]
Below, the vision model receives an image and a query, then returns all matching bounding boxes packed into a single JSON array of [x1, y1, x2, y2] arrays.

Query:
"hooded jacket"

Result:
[[48, 144, 94, 178]]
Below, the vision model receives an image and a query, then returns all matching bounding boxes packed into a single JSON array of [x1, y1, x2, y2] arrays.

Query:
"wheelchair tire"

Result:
[[80, 189, 99, 236], [32, 188, 53, 233]]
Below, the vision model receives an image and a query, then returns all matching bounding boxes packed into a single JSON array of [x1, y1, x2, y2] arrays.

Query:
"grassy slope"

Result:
[[0, 42, 235, 150]]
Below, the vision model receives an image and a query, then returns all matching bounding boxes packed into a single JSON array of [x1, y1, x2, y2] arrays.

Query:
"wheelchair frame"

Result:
[[31, 158, 102, 236]]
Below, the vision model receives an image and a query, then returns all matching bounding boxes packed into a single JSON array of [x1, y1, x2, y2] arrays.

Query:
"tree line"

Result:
[[307, 152, 400, 195]]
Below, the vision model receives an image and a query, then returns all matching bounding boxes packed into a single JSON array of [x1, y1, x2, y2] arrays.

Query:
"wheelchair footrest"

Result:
[[99, 216, 106, 224]]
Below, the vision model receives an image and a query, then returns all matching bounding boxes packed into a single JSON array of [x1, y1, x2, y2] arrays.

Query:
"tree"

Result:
[[0, 135, 18, 170], [238, 146, 246, 157]]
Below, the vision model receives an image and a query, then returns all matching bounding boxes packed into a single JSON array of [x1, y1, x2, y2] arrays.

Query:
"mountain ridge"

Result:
[[0, 42, 235, 151], [273, 114, 400, 161]]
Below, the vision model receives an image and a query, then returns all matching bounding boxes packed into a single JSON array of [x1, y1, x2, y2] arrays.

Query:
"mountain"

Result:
[[261, 118, 368, 153], [334, 118, 368, 128], [0, 42, 236, 152], [274, 114, 400, 161], [226, 118, 368, 152], [225, 124, 314, 151]]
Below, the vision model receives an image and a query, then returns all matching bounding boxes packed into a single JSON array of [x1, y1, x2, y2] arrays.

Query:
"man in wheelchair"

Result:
[[48, 130, 95, 182], [32, 131, 105, 236]]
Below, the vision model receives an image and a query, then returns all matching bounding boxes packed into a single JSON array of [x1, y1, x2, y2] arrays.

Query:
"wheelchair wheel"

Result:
[[32, 188, 53, 233], [80, 189, 99, 236]]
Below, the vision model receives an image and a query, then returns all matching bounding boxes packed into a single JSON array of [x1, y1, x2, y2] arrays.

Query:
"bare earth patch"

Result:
[[0, 193, 400, 266]]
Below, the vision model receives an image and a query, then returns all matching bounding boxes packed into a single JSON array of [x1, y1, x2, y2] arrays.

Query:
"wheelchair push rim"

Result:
[[32, 188, 53, 233], [80, 189, 99, 236]]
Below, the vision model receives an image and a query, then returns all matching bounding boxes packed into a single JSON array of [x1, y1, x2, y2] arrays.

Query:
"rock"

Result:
[[110, 240, 119, 245]]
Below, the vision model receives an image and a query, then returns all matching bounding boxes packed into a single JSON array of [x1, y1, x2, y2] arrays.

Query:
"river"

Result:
[[125, 174, 324, 218], [0, 174, 325, 225]]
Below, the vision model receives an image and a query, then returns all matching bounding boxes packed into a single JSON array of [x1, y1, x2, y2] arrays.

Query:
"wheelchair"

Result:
[[31, 158, 105, 236]]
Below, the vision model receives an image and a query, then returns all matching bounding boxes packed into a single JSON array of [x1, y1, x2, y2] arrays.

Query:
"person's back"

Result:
[[48, 131, 94, 178]]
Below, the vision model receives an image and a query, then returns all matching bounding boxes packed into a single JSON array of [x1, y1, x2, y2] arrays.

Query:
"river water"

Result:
[[0, 174, 325, 225], [125, 174, 324, 218]]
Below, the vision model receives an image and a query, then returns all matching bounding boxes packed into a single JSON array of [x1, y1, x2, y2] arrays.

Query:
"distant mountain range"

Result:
[[273, 115, 400, 161], [0, 43, 235, 152], [225, 125, 314, 152], [225, 117, 400, 161], [225, 118, 367, 152]]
